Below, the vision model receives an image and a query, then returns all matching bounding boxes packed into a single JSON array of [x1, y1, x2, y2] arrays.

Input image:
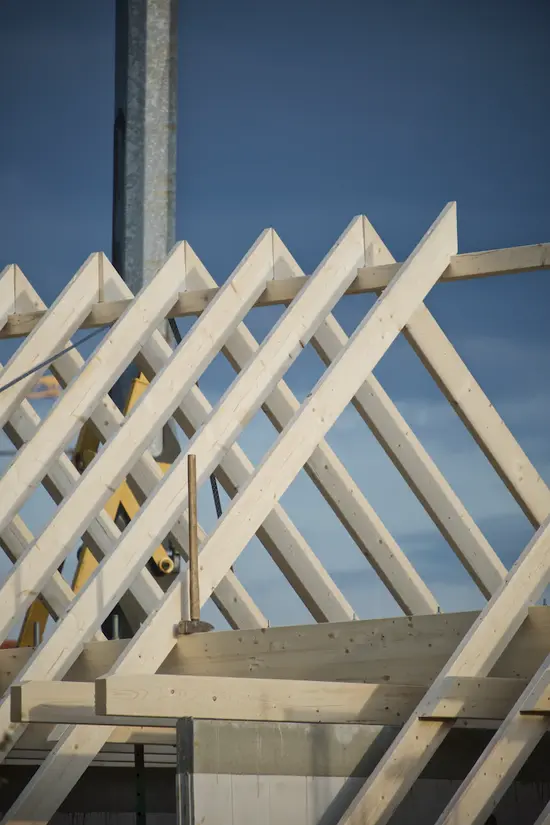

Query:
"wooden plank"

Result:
[[0, 254, 104, 431], [359, 219, 550, 529], [97, 674, 525, 725], [11, 682, 177, 727], [520, 666, 550, 714], [1, 389, 165, 639], [534, 800, 550, 825], [434, 657, 550, 825], [0, 218, 366, 788], [1, 205, 459, 824], [0, 515, 80, 630], [0, 232, 275, 649], [0, 241, 190, 544], [337, 514, 550, 825], [15, 724, 178, 748], [138, 353, 356, 623], [9, 675, 528, 727], [124, 225, 371, 623], [0, 232, 279, 761], [10, 269, 265, 632], [2, 607, 549, 694], [99, 236, 358, 624], [308, 217, 506, 597], [403, 304, 550, 527], [1, 242, 548, 340], [187, 245, 437, 615]]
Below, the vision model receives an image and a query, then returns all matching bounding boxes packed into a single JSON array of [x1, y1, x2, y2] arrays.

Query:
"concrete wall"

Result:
[[178, 720, 550, 825]]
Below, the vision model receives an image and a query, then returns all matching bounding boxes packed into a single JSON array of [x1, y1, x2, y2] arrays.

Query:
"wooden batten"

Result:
[[0, 209, 548, 825]]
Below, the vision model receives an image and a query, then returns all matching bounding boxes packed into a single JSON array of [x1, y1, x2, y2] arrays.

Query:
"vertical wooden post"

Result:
[[188, 454, 200, 622]]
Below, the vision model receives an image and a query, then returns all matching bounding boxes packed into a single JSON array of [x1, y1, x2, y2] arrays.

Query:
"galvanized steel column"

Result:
[[111, 0, 178, 415]]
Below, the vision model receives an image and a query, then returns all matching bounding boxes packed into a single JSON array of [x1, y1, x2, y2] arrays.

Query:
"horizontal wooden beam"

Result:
[[1, 242, 548, 339], [10, 681, 177, 727], [10, 675, 531, 727], [2, 607, 549, 696]]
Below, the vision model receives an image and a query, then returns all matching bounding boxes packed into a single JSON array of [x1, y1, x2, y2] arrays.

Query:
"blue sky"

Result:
[[0, 0, 549, 630]]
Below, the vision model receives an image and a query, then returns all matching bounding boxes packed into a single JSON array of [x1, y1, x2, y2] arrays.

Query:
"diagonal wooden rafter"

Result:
[[335, 513, 550, 825], [1, 215, 548, 825], [0, 241, 193, 545], [1, 266, 266, 632], [308, 218, 508, 597], [185, 246, 438, 615], [0, 232, 282, 645], [0, 255, 107, 433], [101, 254, 358, 624], [0, 203, 457, 824], [432, 652, 550, 824], [0, 216, 368, 774]]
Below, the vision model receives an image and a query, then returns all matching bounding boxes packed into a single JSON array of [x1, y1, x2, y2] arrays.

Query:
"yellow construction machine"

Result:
[[17, 373, 176, 646]]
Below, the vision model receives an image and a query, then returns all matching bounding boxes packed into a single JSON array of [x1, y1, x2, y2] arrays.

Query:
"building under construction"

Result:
[[1, 2, 550, 824], [0, 204, 549, 824]]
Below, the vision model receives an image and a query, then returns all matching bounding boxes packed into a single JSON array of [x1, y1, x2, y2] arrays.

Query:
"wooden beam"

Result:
[[1, 205, 459, 825], [0, 218, 366, 789], [187, 242, 437, 615], [97, 674, 522, 726], [520, 666, 550, 714], [6, 268, 265, 632], [8, 675, 528, 727], [434, 656, 550, 825], [1, 242, 548, 340], [533, 799, 550, 825], [0, 232, 275, 650], [105, 234, 358, 624], [2, 607, 549, 695], [308, 218, 506, 597], [0, 515, 80, 631], [0, 255, 104, 431], [354, 218, 550, 530], [0, 241, 191, 569], [337, 514, 550, 825], [138, 347, 356, 623], [402, 304, 550, 527], [11, 682, 177, 728]]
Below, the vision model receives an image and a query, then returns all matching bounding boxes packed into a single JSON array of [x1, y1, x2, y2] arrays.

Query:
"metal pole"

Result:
[[134, 742, 147, 824], [188, 454, 200, 622], [176, 718, 195, 825], [111, 0, 178, 421]]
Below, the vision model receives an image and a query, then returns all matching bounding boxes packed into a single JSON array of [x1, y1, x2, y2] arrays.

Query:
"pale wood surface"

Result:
[[96, 674, 528, 725], [9, 674, 529, 728], [190, 225, 438, 615], [1, 242, 548, 340], [0, 219, 548, 823], [2, 607, 549, 695], [339, 515, 550, 825], [434, 656, 550, 825]]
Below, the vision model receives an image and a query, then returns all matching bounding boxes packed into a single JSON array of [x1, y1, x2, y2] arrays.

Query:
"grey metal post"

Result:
[[176, 718, 196, 825], [110, 0, 179, 444]]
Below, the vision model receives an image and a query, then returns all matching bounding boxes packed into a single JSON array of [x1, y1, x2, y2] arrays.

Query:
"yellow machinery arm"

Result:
[[18, 374, 175, 646]]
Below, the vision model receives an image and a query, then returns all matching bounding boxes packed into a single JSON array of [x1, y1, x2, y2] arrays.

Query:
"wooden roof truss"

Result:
[[0, 203, 549, 822]]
